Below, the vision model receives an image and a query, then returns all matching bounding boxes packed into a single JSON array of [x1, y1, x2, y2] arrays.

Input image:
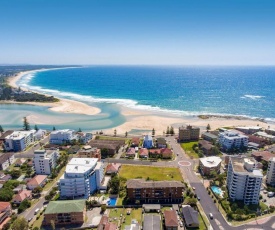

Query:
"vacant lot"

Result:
[[119, 165, 183, 181], [180, 141, 199, 158]]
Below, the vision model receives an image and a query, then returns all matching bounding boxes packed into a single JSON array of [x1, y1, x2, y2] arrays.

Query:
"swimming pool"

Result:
[[211, 186, 223, 196], [108, 197, 117, 206]]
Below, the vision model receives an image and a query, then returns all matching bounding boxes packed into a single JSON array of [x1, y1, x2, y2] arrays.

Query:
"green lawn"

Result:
[[43, 166, 66, 192], [119, 165, 183, 181], [109, 208, 142, 229], [180, 141, 199, 158], [31, 213, 44, 229]]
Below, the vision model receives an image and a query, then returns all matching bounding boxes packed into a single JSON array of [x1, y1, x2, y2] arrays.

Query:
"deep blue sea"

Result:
[[19, 66, 275, 121]]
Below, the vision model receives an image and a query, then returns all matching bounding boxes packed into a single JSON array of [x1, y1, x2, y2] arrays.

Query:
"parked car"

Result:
[[209, 213, 213, 219], [28, 217, 32, 222], [197, 196, 200, 201]]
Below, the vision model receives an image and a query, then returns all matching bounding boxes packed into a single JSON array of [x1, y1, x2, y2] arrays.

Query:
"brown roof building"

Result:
[[149, 148, 173, 159], [198, 140, 215, 155], [164, 210, 178, 230], [126, 147, 136, 158], [126, 179, 185, 204], [251, 151, 274, 162], [78, 146, 101, 160], [88, 139, 125, 157], [131, 137, 140, 147], [0, 202, 12, 226], [12, 190, 32, 204], [178, 125, 200, 142], [105, 163, 121, 174], [139, 148, 149, 158], [27, 175, 47, 190]]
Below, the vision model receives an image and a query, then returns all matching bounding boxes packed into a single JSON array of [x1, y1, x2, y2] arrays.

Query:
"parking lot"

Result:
[[261, 190, 275, 207]]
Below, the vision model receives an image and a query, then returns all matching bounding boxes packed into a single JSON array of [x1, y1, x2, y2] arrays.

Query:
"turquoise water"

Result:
[[19, 66, 275, 121], [108, 197, 117, 206], [211, 186, 222, 195]]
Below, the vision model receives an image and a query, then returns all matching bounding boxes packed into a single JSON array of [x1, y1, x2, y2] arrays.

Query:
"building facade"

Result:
[[0, 202, 12, 225], [4, 130, 35, 152], [143, 135, 153, 148], [219, 131, 248, 151], [33, 149, 59, 175], [49, 129, 77, 145], [59, 158, 104, 199], [199, 156, 222, 176], [227, 157, 263, 205], [77, 146, 101, 160], [266, 157, 275, 186], [0, 153, 15, 171], [178, 125, 200, 142], [126, 179, 185, 204]]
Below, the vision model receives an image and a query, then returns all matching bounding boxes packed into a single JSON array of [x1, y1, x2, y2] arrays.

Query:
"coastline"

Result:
[[6, 69, 101, 116], [3, 68, 275, 134]]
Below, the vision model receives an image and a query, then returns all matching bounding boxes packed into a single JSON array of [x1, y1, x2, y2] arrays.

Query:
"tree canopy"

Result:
[[11, 217, 28, 230], [23, 117, 30, 131]]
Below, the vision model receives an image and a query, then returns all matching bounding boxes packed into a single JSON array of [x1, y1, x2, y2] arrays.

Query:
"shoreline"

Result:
[[6, 68, 101, 116], [3, 68, 275, 134]]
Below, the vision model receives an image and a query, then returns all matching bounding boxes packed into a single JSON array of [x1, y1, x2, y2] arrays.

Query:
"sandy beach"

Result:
[[4, 68, 275, 134], [7, 69, 100, 116]]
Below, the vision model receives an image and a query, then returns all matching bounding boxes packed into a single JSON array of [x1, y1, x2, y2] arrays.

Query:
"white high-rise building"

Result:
[[33, 149, 59, 175], [227, 157, 263, 205], [59, 158, 104, 199], [49, 129, 77, 145], [219, 131, 248, 151], [266, 157, 275, 186], [4, 130, 36, 152]]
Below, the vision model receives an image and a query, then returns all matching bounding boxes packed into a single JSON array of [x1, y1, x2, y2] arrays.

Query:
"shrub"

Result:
[[214, 199, 216, 203]]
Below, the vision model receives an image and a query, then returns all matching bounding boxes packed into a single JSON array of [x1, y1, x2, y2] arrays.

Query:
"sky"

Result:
[[0, 0, 275, 65]]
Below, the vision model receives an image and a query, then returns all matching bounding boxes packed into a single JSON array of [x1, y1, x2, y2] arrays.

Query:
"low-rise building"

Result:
[[265, 128, 275, 136], [143, 135, 153, 149], [181, 205, 199, 228], [77, 146, 101, 160], [143, 214, 161, 230], [201, 132, 218, 142], [178, 125, 200, 142], [198, 140, 215, 155], [77, 132, 93, 144], [0, 153, 15, 170], [227, 157, 263, 205], [49, 129, 77, 145], [156, 138, 167, 148], [266, 157, 275, 186], [248, 135, 269, 148], [251, 151, 274, 163], [43, 200, 86, 226], [255, 132, 275, 143], [0, 202, 12, 225], [219, 131, 248, 151], [27, 175, 48, 190], [139, 148, 149, 158], [33, 149, 59, 175], [126, 147, 136, 158], [59, 158, 104, 199], [199, 156, 222, 176], [131, 137, 140, 147], [236, 126, 262, 135], [149, 148, 173, 159], [126, 179, 185, 204], [105, 163, 121, 174], [12, 190, 32, 205], [88, 139, 125, 157], [164, 210, 178, 230], [14, 158, 26, 167]]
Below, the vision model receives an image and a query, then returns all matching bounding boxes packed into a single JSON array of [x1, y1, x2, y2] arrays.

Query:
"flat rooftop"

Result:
[[65, 158, 98, 174], [230, 157, 263, 177], [200, 156, 222, 167]]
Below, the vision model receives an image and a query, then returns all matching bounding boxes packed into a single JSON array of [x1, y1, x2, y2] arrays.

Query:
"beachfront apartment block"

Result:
[[3, 130, 36, 152], [143, 135, 154, 148], [227, 157, 263, 205], [178, 125, 200, 142], [266, 157, 275, 187], [49, 129, 77, 145], [218, 131, 248, 151], [59, 158, 104, 199], [33, 149, 59, 175]]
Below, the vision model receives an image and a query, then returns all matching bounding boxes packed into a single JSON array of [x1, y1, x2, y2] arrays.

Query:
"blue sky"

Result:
[[0, 0, 275, 65]]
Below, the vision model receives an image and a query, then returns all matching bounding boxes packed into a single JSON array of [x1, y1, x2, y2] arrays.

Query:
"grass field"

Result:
[[109, 208, 142, 229], [96, 135, 131, 144], [119, 165, 183, 181], [180, 141, 199, 159]]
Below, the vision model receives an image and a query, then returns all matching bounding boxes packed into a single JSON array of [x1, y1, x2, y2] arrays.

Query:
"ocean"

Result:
[[19, 66, 275, 122]]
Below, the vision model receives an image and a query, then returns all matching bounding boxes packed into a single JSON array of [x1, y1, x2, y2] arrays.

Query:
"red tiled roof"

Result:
[[27, 175, 47, 186], [139, 148, 149, 156], [149, 148, 173, 155], [12, 190, 31, 202], [0, 202, 10, 211], [104, 222, 117, 230], [126, 147, 135, 155], [106, 163, 121, 173], [99, 215, 108, 225], [131, 137, 140, 145], [251, 151, 274, 161], [164, 210, 178, 227]]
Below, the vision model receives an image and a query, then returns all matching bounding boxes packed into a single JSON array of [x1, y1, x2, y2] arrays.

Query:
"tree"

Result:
[[125, 131, 128, 137], [114, 129, 117, 136], [152, 128, 155, 137], [183, 197, 197, 207], [53, 126, 56, 131], [23, 117, 30, 131], [206, 124, 211, 132], [170, 126, 175, 136], [34, 124, 38, 131], [78, 128, 82, 132], [0, 188, 13, 201], [10, 169, 21, 179], [108, 175, 120, 194], [166, 126, 170, 135], [33, 186, 43, 194], [11, 216, 28, 230], [0, 125, 4, 133], [26, 167, 33, 177], [101, 204, 107, 213], [18, 199, 31, 213]]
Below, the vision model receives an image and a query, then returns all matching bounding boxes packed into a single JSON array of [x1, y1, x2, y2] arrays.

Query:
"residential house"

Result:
[[33, 149, 59, 175], [105, 163, 121, 174], [88, 139, 125, 157], [27, 175, 48, 190], [0, 202, 12, 226], [156, 138, 167, 148], [0, 153, 15, 170], [131, 137, 140, 147], [126, 148, 136, 158], [178, 125, 200, 142], [143, 135, 153, 149], [78, 146, 101, 160], [251, 151, 274, 163], [68, 145, 81, 154], [143, 215, 161, 230], [149, 148, 173, 159], [12, 184, 26, 194], [97, 215, 109, 230], [164, 210, 178, 230], [181, 205, 199, 228], [12, 190, 32, 205], [14, 158, 26, 167], [198, 140, 215, 155], [139, 148, 149, 158], [0, 174, 11, 183], [126, 179, 185, 204], [104, 223, 118, 230], [201, 132, 218, 143], [199, 156, 222, 176], [43, 200, 86, 226]]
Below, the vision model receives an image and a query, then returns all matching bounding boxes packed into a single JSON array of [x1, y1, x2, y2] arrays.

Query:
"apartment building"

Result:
[[77, 146, 101, 160], [59, 158, 104, 199], [227, 157, 263, 205], [199, 156, 222, 176], [0, 153, 15, 171], [266, 157, 275, 186], [4, 130, 35, 152], [126, 179, 185, 204], [178, 125, 200, 142], [219, 131, 248, 151], [49, 129, 77, 145], [33, 149, 59, 175]]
